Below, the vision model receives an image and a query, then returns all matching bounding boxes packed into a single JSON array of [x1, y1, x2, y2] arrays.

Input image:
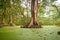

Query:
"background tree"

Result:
[[0, 0, 10, 27]]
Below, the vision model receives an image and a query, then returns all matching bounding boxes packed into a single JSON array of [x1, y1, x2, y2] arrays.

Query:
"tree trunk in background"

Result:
[[21, 8, 26, 18], [22, 0, 42, 28], [8, 15, 15, 26], [1, 13, 6, 24], [8, 6, 15, 26], [27, 0, 29, 18], [0, 9, 7, 27]]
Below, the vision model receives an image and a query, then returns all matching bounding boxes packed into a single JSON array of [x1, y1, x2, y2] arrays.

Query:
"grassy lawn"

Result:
[[0, 26, 60, 40]]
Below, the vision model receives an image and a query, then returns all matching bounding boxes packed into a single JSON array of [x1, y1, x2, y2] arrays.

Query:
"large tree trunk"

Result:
[[22, 0, 42, 28]]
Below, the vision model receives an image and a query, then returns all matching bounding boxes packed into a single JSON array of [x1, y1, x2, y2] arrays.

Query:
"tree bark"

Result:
[[0, 9, 7, 27], [1, 13, 5, 24], [8, 15, 15, 26], [21, 8, 26, 18], [22, 0, 42, 28], [8, 6, 15, 26]]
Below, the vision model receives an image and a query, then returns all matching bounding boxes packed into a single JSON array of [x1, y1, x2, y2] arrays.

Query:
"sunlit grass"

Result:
[[0, 26, 60, 40]]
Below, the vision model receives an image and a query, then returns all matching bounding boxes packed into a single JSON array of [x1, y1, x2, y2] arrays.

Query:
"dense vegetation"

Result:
[[0, 0, 60, 27]]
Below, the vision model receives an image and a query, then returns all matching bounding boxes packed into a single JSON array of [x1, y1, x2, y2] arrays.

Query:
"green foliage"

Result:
[[39, 7, 45, 14], [0, 0, 60, 26], [0, 0, 10, 9]]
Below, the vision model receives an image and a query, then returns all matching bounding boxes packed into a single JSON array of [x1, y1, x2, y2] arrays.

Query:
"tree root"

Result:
[[8, 23, 16, 26], [0, 23, 8, 28], [21, 23, 42, 28]]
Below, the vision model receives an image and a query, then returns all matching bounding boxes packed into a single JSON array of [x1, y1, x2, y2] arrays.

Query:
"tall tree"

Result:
[[8, 0, 15, 26], [0, 0, 10, 27], [8, 7, 15, 26], [22, 0, 41, 28], [8, 0, 21, 26]]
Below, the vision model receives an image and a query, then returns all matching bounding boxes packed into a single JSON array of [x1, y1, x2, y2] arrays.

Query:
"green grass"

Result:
[[0, 26, 60, 40]]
